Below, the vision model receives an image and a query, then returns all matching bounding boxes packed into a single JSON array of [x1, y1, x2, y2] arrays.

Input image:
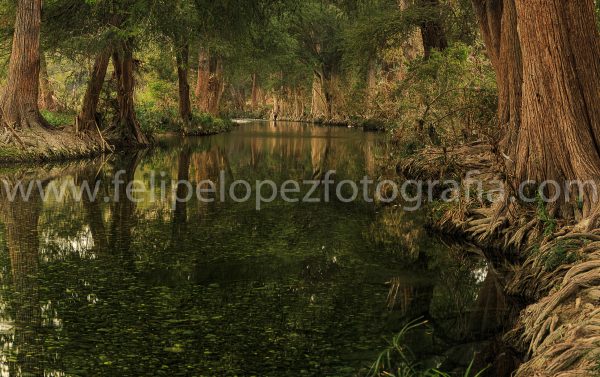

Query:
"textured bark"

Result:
[[514, 0, 600, 218], [472, 0, 522, 159], [195, 48, 210, 112], [418, 0, 448, 58], [176, 42, 192, 125], [230, 85, 246, 113], [78, 48, 111, 131], [207, 57, 225, 115], [0, 0, 49, 130], [0, 0, 107, 157], [39, 53, 57, 110], [474, 0, 600, 219], [112, 42, 148, 146]]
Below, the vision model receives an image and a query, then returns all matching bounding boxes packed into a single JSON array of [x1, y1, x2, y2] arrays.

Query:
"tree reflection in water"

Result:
[[0, 122, 515, 376]]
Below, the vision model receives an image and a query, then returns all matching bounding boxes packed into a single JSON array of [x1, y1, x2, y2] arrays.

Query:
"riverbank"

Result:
[[0, 110, 237, 163], [0, 125, 106, 163], [396, 145, 600, 376], [230, 113, 390, 132]]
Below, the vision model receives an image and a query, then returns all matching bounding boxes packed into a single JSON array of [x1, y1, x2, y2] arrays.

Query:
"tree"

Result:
[[176, 42, 192, 124], [77, 47, 112, 132], [111, 40, 149, 146], [39, 52, 57, 110], [42, 0, 115, 132], [0, 0, 48, 131], [42, 0, 152, 147], [474, 0, 600, 221]]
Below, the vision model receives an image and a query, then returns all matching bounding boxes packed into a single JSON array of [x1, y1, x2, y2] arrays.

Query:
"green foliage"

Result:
[[136, 105, 180, 134], [369, 319, 489, 377], [41, 110, 75, 127], [369, 319, 427, 376], [387, 43, 497, 147], [543, 241, 579, 272], [186, 112, 235, 136], [536, 195, 558, 237], [137, 105, 234, 136]]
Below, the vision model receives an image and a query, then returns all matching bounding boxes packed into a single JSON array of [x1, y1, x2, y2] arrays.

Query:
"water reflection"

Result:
[[0, 122, 511, 376], [0, 176, 43, 376]]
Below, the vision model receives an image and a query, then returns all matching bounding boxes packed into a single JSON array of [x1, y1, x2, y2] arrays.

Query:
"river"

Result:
[[0, 121, 513, 376]]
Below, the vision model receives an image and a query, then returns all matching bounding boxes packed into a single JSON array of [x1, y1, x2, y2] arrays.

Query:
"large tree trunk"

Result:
[[473, 0, 522, 160], [195, 48, 210, 112], [78, 47, 112, 131], [111, 41, 148, 146], [39, 52, 57, 111], [0, 0, 49, 130], [176, 42, 192, 126], [514, 0, 600, 219], [207, 57, 224, 115], [418, 0, 448, 58], [475, 0, 600, 220]]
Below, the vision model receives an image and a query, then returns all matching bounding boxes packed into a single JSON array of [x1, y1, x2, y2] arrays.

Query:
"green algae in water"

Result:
[[0, 122, 507, 376]]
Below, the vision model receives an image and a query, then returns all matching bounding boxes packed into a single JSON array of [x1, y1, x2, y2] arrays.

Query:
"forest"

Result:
[[0, 0, 599, 376]]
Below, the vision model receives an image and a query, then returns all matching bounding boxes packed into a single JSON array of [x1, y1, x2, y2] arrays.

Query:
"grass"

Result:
[[41, 109, 75, 127], [184, 112, 234, 136], [542, 241, 579, 272], [137, 106, 234, 136], [368, 319, 426, 377], [368, 318, 489, 377]]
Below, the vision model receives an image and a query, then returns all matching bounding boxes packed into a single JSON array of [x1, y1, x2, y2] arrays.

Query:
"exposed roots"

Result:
[[0, 123, 105, 162], [442, 203, 600, 377], [400, 144, 600, 376], [397, 141, 494, 181]]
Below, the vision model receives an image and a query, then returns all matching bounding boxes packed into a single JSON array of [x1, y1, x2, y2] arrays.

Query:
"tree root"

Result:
[[0, 123, 105, 162], [435, 198, 600, 376], [401, 143, 600, 376]]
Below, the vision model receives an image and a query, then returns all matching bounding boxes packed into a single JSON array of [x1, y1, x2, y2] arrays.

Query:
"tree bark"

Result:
[[474, 0, 600, 219], [473, 0, 522, 157], [39, 52, 57, 111], [78, 47, 112, 131], [0, 0, 49, 130], [195, 48, 210, 112], [111, 41, 148, 146], [176, 42, 192, 126], [207, 57, 224, 115]]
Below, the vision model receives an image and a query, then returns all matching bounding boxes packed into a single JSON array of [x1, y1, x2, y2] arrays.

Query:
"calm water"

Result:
[[0, 122, 511, 376]]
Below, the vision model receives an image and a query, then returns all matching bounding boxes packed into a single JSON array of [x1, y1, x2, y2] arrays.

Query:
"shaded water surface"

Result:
[[0, 122, 512, 376]]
